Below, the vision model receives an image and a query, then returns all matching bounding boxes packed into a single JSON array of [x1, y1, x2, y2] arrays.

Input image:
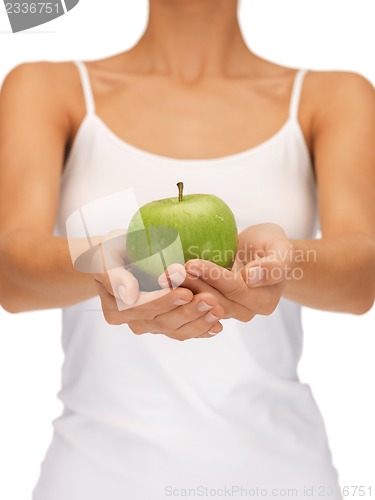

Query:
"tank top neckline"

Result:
[[67, 61, 311, 168]]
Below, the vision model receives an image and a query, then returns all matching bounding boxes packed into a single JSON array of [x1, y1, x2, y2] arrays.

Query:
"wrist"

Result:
[[285, 239, 306, 285]]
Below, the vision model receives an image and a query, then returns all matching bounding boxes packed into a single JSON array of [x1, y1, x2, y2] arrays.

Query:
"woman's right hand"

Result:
[[81, 230, 224, 341], [93, 267, 224, 340]]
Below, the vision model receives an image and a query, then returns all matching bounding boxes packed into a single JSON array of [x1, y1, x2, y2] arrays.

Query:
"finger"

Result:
[[89, 229, 128, 279], [231, 256, 245, 276], [107, 267, 140, 305], [184, 260, 283, 320], [130, 320, 223, 340], [196, 321, 224, 338], [95, 278, 193, 320], [114, 288, 175, 312], [101, 229, 127, 268], [158, 263, 187, 289], [127, 317, 223, 339], [242, 258, 290, 287], [152, 292, 223, 332], [181, 270, 254, 323], [185, 259, 249, 299], [128, 287, 195, 318], [93, 266, 140, 305], [174, 309, 224, 341], [93, 229, 138, 304]]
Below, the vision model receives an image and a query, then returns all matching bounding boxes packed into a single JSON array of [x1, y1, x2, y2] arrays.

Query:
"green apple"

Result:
[[126, 182, 238, 291]]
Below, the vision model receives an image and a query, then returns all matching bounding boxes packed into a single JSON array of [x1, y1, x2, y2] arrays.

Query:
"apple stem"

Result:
[[177, 182, 184, 202]]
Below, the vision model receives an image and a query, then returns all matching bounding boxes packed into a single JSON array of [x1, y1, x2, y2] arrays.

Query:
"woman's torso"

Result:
[[32, 56, 342, 500]]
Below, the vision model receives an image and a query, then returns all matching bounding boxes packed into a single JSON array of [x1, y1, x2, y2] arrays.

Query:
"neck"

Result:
[[134, 0, 252, 82]]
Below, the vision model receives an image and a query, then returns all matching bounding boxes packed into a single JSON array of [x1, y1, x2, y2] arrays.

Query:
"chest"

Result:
[[73, 73, 312, 159]]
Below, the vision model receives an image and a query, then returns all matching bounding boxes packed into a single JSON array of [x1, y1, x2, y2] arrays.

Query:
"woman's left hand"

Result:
[[160, 224, 295, 323]]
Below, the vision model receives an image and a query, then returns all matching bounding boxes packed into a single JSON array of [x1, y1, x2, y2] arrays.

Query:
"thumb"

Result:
[[94, 266, 140, 306], [242, 257, 290, 287], [108, 267, 140, 305], [99, 229, 140, 304]]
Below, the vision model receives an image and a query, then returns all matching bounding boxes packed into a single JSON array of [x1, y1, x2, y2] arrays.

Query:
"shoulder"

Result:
[[305, 69, 374, 94], [304, 70, 375, 120], [0, 61, 83, 107], [1, 60, 78, 94], [0, 61, 84, 129]]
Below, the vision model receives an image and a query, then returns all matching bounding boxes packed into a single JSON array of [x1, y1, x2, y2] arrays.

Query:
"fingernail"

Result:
[[197, 301, 212, 312], [118, 285, 128, 303], [208, 330, 219, 336], [173, 298, 191, 306], [188, 267, 202, 277], [205, 312, 219, 323], [248, 266, 265, 286], [159, 271, 186, 289]]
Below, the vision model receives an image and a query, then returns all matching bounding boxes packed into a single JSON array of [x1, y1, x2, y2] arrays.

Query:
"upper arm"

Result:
[[0, 62, 71, 236], [311, 71, 375, 238]]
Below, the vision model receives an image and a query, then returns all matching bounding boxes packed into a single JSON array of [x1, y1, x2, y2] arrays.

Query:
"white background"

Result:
[[0, 1, 374, 499]]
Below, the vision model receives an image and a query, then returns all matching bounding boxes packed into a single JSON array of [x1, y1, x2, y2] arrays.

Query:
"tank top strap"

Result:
[[73, 60, 96, 115], [289, 68, 309, 121]]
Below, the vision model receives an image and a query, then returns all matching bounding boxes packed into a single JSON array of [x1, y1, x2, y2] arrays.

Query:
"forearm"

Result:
[[284, 233, 375, 313], [0, 230, 97, 312]]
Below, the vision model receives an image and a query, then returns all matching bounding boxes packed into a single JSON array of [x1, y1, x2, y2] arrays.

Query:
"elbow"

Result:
[[1, 294, 31, 314], [348, 280, 375, 315], [0, 239, 29, 314], [0, 291, 24, 314], [1, 301, 22, 314], [351, 295, 374, 315], [0, 281, 27, 314], [351, 237, 375, 315]]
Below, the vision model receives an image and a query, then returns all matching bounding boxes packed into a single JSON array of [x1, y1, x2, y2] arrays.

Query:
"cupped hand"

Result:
[[94, 276, 224, 340], [160, 224, 294, 322], [89, 230, 224, 340]]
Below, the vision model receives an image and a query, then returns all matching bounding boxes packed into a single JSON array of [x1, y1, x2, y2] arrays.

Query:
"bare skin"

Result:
[[0, 0, 374, 341]]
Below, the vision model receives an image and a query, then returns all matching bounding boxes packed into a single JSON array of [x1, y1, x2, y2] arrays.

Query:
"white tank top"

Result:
[[32, 61, 343, 500]]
